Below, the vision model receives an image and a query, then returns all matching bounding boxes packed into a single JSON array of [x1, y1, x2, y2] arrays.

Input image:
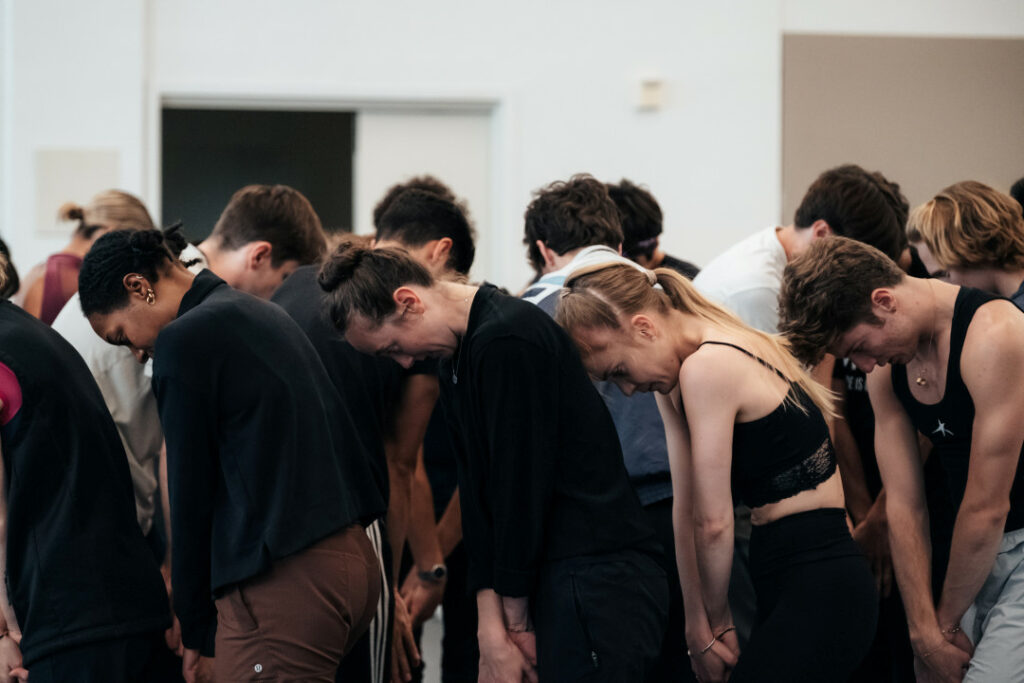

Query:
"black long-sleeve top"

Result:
[[0, 302, 169, 665], [272, 264, 404, 499], [152, 271, 385, 655], [438, 285, 655, 597]]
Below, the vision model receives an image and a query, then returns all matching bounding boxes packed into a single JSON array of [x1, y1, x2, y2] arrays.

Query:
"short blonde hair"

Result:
[[908, 180, 1024, 270], [59, 189, 155, 239]]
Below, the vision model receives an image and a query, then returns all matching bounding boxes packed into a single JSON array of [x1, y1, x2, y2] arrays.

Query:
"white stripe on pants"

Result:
[[365, 520, 391, 683]]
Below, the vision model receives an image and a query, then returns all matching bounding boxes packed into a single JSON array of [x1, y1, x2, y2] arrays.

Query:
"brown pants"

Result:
[[214, 524, 382, 682]]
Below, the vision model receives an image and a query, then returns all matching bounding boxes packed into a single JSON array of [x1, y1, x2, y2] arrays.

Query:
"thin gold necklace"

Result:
[[915, 281, 939, 387]]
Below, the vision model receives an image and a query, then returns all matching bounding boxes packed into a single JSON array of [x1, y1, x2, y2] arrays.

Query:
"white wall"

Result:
[[354, 110, 492, 281], [2, 0, 147, 274], [2, 0, 1023, 290]]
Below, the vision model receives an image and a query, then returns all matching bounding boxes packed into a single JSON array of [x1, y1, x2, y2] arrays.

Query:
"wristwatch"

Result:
[[418, 564, 448, 584]]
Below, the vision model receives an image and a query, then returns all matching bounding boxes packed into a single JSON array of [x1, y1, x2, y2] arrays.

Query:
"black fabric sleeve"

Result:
[[153, 374, 219, 657], [439, 395, 495, 594], [475, 338, 559, 597]]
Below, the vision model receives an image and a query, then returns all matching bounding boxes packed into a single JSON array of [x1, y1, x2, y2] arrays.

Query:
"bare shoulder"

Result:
[[679, 342, 747, 399], [962, 299, 1024, 386], [963, 299, 1024, 363]]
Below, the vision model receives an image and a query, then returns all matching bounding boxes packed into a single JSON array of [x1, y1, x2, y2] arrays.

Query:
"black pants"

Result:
[[533, 549, 669, 682], [644, 498, 697, 683], [28, 631, 168, 683], [848, 584, 915, 683], [408, 542, 479, 683], [730, 508, 878, 683]]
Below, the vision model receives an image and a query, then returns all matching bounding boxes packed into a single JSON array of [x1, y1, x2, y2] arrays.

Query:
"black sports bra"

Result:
[[698, 341, 836, 509]]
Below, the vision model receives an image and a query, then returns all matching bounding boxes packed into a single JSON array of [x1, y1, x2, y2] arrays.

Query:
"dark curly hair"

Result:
[[318, 238, 433, 336], [523, 174, 623, 272], [794, 165, 908, 261], [606, 179, 663, 260], [79, 225, 196, 316], [0, 238, 19, 300], [376, 189, 476, 275], [372, 175, 471, 228], [778, 236, 905, 365]]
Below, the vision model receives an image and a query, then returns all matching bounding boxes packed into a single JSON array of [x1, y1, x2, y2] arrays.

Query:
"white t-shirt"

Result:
[[692, 227, 787, 334], [51, 244, 209, 535]]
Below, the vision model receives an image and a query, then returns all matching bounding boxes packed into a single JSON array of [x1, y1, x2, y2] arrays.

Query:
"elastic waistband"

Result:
[[749, 508, 858, 575]]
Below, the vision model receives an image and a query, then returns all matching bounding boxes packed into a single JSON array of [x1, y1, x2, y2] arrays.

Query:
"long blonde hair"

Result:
[[556, 262, 835, 418]]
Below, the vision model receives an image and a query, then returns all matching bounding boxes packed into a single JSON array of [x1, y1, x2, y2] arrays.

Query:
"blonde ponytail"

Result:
[[558, 262, 835, 418]]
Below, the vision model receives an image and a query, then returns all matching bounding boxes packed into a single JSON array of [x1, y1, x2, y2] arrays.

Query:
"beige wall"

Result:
[[783, 35, 1024, 224]]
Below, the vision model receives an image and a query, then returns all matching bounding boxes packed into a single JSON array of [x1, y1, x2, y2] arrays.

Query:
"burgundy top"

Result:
[[0, 361, 22, 426], [40, 253, 83, 325]]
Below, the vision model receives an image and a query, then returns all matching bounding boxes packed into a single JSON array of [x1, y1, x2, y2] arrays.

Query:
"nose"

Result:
[[851, 354, 876, 373], [618, 381, 637, 397], [130, 348, 150, 364], [394, 354, 415, 369]]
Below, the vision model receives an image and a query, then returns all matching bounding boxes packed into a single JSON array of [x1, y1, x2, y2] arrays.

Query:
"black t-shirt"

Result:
[[153, 271, 386, 654], [0, 302, 169, 665], [272, 264, 403, 499], [438, 285, 655, 597]]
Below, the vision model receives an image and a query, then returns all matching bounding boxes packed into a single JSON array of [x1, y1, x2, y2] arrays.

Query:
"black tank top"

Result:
[[699, 342, 837, 509], [892, 287, 1024, 532]]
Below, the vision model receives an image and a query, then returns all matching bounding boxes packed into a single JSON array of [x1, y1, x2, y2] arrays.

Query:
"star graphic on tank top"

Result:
[[933, 419, 954, 437]]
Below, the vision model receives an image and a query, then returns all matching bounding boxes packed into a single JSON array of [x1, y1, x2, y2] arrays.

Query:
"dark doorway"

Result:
[[161, 108, 355, 240]]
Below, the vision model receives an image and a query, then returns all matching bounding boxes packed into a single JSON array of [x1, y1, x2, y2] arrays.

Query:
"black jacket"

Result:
[[152, 271, 385, 654], [439, 285, 655, 597]]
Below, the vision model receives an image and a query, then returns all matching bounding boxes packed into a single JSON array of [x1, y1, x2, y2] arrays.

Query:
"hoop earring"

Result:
[[145, 289, 156, 305]]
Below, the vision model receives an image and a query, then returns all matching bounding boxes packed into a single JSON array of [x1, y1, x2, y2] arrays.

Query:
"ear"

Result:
[[628, 313, 658, 340], [616, 243, 624, 256], [870, 288, 898, 314], [427, 238, 454, 268], [809, 219, 833, 240], [392, 286, 425, 317], [245, 241, 274, 270], [536, 240, 558, 271], [122, 273, 152, 300]]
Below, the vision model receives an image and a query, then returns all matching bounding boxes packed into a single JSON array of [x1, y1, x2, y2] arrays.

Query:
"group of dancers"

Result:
[[1, 167, 1023, 682]]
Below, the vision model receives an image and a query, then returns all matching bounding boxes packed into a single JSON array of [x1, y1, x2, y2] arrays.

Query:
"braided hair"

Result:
[[79, 223, 197, 316]]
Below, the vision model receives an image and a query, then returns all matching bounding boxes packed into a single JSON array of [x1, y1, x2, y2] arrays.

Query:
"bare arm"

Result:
[[936, 306, 1024, 630], [656, 391, 711, 641], [476, 589, 537, 683], [403, 450, 444, 571], [386, 373, 438, 578], [678, 362, 737, 632], [436, 489, 462, 559], [399, 450, 447, 629], [159, 441, 172, 574]]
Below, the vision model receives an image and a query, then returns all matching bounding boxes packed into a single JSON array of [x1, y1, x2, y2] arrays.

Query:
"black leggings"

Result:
[[729, 508, 878, 683]]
